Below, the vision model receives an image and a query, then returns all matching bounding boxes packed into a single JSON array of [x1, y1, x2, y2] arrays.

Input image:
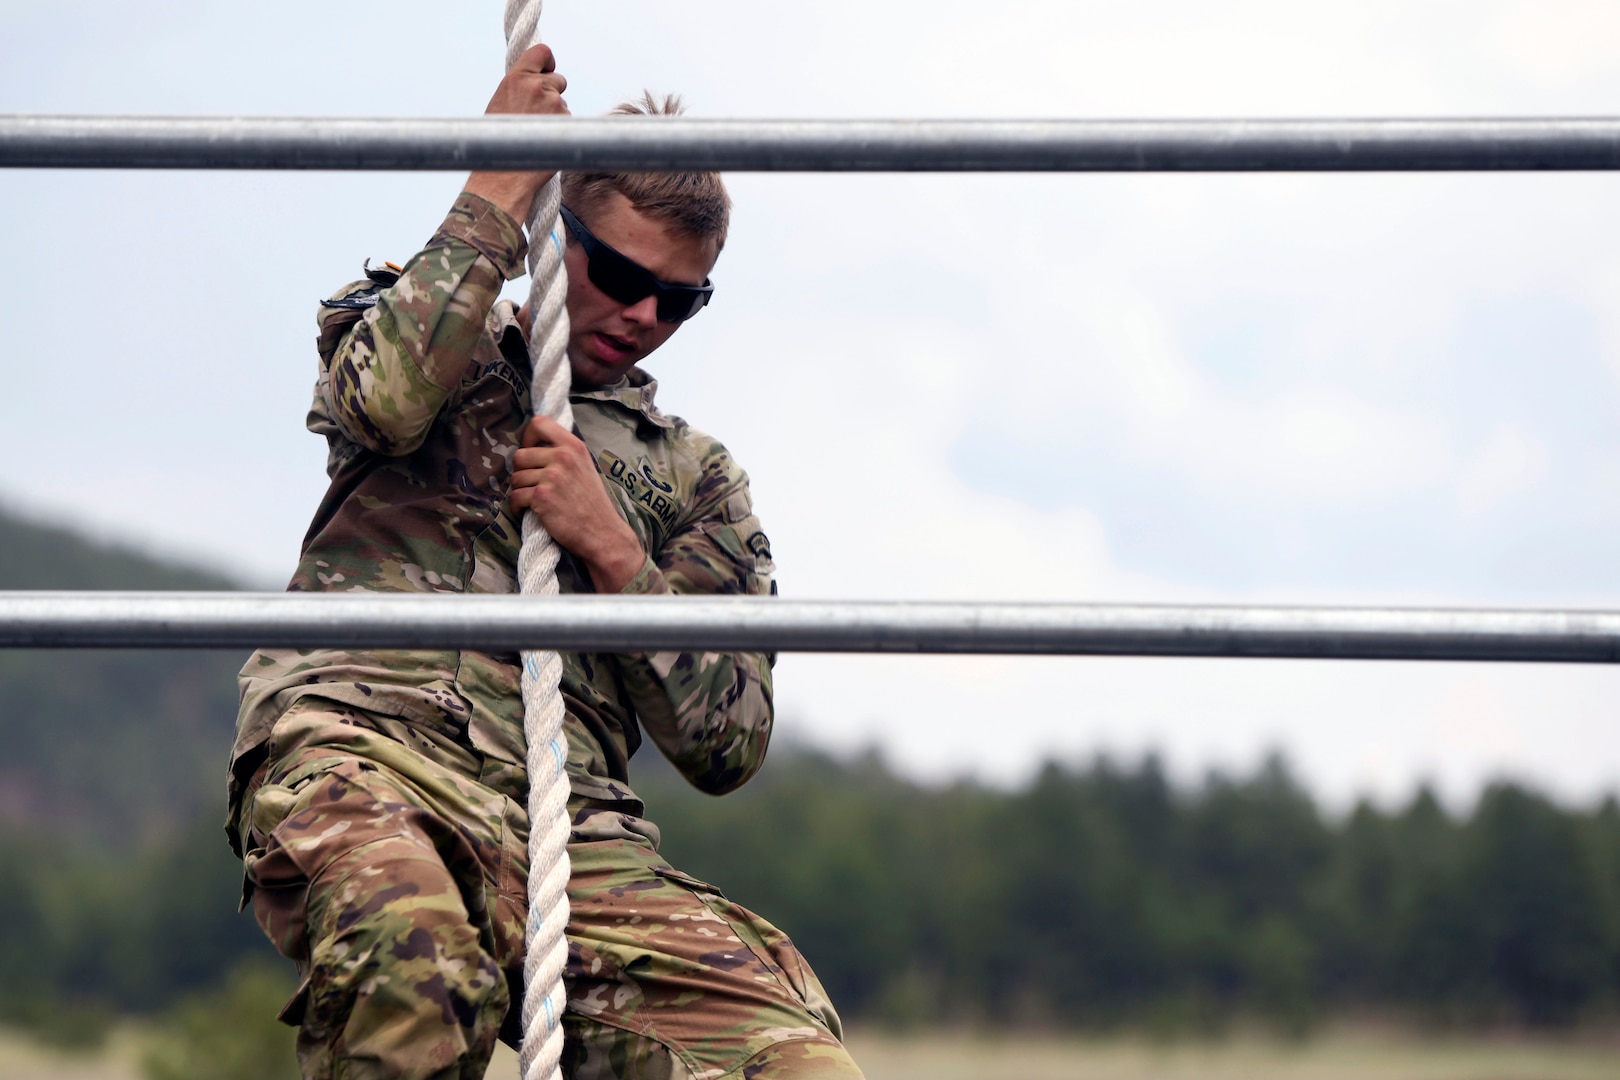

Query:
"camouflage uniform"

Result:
[[228, 193, 862, 1079]]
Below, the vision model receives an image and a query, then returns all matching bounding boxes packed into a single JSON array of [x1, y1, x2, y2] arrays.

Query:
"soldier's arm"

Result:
[[317, 195, 528, 456], [613, 476, 777, 795], [317, 43, 566, 456], [508, 419, 775, 794]]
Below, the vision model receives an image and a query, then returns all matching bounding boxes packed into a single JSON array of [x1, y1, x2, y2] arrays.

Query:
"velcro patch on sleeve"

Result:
[[722, 490, 752, 524]]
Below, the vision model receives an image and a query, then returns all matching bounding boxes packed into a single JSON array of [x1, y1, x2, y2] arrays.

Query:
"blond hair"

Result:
[[561, 93, 731, 250]]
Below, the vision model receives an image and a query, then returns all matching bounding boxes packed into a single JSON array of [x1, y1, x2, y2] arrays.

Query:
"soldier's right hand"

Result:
[[464, 43, 571, 225]]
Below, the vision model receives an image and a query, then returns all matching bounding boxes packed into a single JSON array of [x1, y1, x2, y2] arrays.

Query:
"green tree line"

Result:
[[641, 749, 1620, 1032], [2, 748, 1616, 1036]]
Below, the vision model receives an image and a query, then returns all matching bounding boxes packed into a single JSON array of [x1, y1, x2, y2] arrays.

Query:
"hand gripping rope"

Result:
[[504, 4, 574, 1080]]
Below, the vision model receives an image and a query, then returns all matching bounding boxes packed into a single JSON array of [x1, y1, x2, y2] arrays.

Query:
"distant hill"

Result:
[[0, 508, 239, 592], [0, 506, 246, 841]]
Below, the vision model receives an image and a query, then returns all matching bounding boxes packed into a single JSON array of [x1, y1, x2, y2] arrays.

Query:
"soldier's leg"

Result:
[[560, 827, 864, 1080], [565, 1018, 863, 1079], [245, 756, 510, 1080], [726, 1038, 867, 1078]]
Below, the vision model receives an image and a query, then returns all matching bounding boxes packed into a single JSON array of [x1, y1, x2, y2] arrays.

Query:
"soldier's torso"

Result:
[[233, 303, 709, 820]]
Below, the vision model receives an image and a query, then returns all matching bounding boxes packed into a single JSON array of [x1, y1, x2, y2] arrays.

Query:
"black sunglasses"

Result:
[[559, 205, 714, 324]]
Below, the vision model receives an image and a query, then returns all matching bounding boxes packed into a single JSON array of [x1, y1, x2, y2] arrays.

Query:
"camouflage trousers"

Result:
[[241, 735, 861, 1079]]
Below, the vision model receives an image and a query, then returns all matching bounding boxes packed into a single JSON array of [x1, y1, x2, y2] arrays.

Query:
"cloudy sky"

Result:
[[5, 0, 1620, 807]]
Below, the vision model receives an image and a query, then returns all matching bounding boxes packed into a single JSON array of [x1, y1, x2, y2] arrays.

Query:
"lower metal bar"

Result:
[[6, 116, 1620, 172], [1, 592, 1617, 662]]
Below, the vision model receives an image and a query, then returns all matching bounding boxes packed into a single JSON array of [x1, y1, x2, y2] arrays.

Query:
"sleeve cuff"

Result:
[[433, 192, 530, 280], [618, 556, 672, 597]]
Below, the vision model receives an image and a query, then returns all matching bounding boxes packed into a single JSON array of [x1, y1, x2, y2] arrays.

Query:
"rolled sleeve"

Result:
[[432, 192, 530, 281], [316, 194, 529, 456]]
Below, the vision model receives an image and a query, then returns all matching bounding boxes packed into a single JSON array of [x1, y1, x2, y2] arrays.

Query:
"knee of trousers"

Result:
[[281, 836, 511, 1080], [732, 1037, 867, 1079], [564, 1022, 865, 1080]]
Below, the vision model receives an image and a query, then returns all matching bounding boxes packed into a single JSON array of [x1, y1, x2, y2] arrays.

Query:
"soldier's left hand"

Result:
[[511, 416, 646, 593], [464, 42, 571, 224]]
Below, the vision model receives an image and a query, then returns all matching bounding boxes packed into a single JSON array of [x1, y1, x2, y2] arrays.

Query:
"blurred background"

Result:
[[3, 2, 1619, 1077]]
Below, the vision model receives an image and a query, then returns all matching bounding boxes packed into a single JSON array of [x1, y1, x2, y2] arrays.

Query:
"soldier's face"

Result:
[[563, 192, 719, 389]]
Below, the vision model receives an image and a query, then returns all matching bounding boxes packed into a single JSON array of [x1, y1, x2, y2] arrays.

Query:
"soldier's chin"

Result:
[[568, 349, 627, 390]]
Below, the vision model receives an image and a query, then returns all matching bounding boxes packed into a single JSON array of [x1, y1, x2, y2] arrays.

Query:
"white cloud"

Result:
[[1454, 423, 1548, 514], [971, 270, 1457, 505]]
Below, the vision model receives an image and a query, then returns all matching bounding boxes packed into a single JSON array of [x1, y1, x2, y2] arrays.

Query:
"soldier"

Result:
[[226, 43, 864, 1080]]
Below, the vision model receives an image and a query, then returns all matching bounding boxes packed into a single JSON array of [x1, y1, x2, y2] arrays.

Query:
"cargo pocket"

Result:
[[239, 757, 355, 960], [242, 758, 408, 969], [649, 864, 832, 1030]]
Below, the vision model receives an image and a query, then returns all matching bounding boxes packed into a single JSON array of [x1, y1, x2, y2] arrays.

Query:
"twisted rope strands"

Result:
[[504, 3, 573, 1079]]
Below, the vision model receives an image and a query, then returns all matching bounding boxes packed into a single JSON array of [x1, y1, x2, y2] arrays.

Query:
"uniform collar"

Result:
[[491, 300, 674, 431], [572, 368, 673, 430]]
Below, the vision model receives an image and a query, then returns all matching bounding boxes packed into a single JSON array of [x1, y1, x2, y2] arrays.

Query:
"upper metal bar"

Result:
[[7, 116, 1620, 172], [2, 592, 1618, 662]]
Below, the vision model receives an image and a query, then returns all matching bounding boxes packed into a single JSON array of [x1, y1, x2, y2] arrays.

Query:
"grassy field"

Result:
[[835, 1029, 1620, 1080], [0, 1027, 147, 1080], [5, 1025, 1616, 1080]]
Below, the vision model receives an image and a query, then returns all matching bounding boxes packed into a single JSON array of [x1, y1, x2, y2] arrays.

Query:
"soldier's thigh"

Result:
[[564, 839, 863, 1080], [246, 757, 509, 1080]]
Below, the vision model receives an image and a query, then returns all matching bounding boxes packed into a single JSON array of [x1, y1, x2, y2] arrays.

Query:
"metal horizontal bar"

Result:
[[6, 116, 1620, 172], [2, 592, 1618, 662]]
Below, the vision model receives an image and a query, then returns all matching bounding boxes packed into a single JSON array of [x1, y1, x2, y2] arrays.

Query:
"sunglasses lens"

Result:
[[657, 288, 710, 324], [586, 250, 657, 309]]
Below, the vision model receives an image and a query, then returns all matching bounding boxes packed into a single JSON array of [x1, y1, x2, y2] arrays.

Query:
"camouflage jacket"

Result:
[[228, 193, 776, 852]]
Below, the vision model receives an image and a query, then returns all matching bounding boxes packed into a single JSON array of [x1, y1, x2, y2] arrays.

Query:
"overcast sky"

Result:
[[5, 0, 1620, 808]]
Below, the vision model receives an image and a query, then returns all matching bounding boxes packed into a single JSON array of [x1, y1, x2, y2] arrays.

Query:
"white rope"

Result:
[[504, 4, 573, 1080]]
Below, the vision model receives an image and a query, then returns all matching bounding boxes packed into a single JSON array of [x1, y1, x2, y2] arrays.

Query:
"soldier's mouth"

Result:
[[594, 332, 635, 358]]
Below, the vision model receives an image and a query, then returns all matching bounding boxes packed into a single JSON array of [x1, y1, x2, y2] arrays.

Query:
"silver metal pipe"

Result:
[[2, 592, 1618, 662], [6, 116, 1620, 172]]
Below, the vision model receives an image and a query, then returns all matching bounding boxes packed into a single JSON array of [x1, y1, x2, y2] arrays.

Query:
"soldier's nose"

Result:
[[623, 295, 659, 326]]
